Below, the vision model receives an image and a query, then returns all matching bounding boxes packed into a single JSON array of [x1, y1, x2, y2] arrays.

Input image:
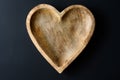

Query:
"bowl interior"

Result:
[[29, 7, 93, 67]]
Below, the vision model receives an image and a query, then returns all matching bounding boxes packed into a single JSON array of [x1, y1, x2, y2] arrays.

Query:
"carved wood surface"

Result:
[[26, 4, 95, 73]]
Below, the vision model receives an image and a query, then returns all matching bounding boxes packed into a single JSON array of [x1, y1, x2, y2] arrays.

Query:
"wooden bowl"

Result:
[[26, 4, 95, 73]]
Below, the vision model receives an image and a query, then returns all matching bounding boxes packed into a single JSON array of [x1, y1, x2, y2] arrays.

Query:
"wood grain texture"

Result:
[[26, 4, 95, 73]]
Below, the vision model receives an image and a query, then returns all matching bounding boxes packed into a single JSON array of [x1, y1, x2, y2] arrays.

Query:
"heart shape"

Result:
[[26, 4, 95, 73]]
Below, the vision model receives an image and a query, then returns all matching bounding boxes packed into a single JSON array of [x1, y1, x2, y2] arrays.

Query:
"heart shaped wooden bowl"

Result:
[[26, 4, 95, 73]]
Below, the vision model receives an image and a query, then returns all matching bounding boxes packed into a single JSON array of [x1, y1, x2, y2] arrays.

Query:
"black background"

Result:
[[0, 0, 120, 80]]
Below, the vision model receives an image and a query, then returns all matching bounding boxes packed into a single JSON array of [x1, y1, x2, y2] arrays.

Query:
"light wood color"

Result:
[[26, 4, 95, 73]]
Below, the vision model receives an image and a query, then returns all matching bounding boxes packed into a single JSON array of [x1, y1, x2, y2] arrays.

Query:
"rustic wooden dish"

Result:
[[26, 4, 95, 73]]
